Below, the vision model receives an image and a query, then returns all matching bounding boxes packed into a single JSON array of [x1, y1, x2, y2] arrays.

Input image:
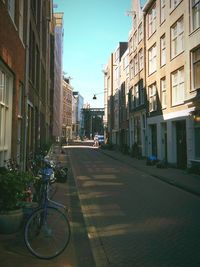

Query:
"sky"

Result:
[[53, 0, 146, 108]]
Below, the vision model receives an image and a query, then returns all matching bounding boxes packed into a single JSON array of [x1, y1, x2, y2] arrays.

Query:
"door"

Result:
[[176, 120, 187, 168]]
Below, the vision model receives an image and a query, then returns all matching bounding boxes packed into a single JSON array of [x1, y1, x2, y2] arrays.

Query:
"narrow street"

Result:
[[67, 145, 200, 267]]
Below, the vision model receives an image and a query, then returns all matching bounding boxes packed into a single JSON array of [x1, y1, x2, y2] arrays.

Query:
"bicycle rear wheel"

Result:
[[24, 207, 71, 259]]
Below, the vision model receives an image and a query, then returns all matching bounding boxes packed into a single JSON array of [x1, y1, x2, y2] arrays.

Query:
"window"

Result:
[[160, 0, 166, 23], [139, 49, 143, 71], [134, 84, 139, 107], [134, 54, 138, 76], [17, 83, 23, 162], [8, 0, 15, 22], [148, 4, 156, 37], [160, 35, 166, 66], [129, 37, 133, 53], [149, 44, 157, 75], [130, 60, 134, 80], [171, 0, 182, 10], [192, 0, 200, 31], [149, 83, 157, 111], [133, 31, 137, 51], [161, 77, 167, 108], [18, 0, 24, 41], [171, 67, 184, 106], [0, 66, 13, 166], [192, 47, 200, 90], [171, 17, 184, 59], [138, 23, 143, 43]]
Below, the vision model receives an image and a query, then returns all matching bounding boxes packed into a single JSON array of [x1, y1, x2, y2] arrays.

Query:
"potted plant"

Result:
[[0, 170, 33, 234]]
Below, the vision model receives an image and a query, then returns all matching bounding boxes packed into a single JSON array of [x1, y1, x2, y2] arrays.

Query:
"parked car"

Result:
[[95, 135, 104, 146]]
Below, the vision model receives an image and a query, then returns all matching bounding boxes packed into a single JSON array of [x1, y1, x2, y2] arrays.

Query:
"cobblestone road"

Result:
[[68, 146, 200, 267]]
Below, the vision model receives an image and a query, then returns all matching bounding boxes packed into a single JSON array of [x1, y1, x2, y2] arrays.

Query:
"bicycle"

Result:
[[24, 162, 71, 259]]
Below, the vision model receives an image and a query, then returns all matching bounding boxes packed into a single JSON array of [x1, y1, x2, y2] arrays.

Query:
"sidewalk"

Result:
[[0, 145, 96, 267], [99, 148, 200, 197], [0, 185, 77, 267]]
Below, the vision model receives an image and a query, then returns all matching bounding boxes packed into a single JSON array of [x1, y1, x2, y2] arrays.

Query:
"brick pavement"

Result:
[[0, 145, 95, 267], [99, 148, 200, 197], [1, 144, 199, 267]]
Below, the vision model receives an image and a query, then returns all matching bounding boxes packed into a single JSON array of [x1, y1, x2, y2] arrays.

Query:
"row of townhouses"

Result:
[[0, 0, 84, 168], [104, 0, 200, 169]]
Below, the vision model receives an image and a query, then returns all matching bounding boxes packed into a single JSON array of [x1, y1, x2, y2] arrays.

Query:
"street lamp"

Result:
[[92, 91, 104, 100]]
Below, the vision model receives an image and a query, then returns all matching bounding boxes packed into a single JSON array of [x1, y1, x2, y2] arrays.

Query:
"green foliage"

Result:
[[0, 171, 34, 212]]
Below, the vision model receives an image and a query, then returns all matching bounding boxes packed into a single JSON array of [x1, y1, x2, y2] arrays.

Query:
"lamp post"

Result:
[[92, 91, 104, 100]]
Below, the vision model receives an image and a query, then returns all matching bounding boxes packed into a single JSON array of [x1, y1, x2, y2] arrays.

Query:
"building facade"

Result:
[[128, 0, 147, 158], [0, 0, 54, 168], [0, 0, 25, 166], [144, 0, 200, 168], [72, 91, 84, 139], [112, 42, 128, 145], [104, 0, 200, 168], [62, 77, 73, 142], [52, 12, 64, 142]]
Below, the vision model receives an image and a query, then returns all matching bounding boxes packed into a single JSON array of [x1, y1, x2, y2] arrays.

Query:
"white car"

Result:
[[95, 135, 104, 145]]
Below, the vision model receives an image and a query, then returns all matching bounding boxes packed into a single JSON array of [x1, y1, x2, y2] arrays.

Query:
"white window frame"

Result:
[[171, 17, 184, 59], [134, 54, 138, 76], [134, 84, 139, 107], [160, 0, 166, 24], [133, 31, 137, 51], [191, 0, 200, 31], [148, 43, 157, 75], [139, 49, 143, 71], [171, 0, 182, 10], [129, 37, 133, 53], [171, 67, 185, 106], [160, 34, 166, 66], [161, 77, 167, 108], [130, 60, 134, 80], [148, 4, 156, 37], [18, 0, 24, 42], [138, 23, 143, 43], [149, 83, 157, 112], [8, 0, 15, 22], [192, 46, 200, 91], [0, 64, 13, 166]]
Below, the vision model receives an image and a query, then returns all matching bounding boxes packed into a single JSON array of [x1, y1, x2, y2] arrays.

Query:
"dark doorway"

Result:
[[151, 124, 157, 157], [176, 120, 187, 169]]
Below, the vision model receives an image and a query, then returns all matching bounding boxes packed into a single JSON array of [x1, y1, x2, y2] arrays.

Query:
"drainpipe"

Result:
[[143, 10, 148, 157], [110, 53, 114, 143], [22, 0, 30, 170]]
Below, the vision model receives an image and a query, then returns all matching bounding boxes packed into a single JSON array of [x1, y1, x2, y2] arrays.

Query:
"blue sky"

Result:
[[53, 0, 146, 108]]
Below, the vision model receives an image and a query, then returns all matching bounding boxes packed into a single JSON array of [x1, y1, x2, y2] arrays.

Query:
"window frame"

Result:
[[138, 49, 143, 71], [191, 0, 200, 31], [170, 0, 182, 10], [160, 77, 167, 109], [191, 46, 200, 91], [8, 0, 16, 22], [171, 67, 185, 106], [160, 34, 166, 66], [149, 83, 157, 112], [148, 3, 156, 38], [148, 43, 157, 75], [0, 63, 13, 166], [171, 16, 184, 59], [160, 0, 166, 24]]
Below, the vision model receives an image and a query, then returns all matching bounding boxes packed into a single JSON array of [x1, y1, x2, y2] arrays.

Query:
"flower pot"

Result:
[[0, 208, 23, 234]]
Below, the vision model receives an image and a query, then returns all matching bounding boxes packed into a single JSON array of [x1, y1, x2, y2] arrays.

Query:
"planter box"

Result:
[[0, 208, 23, 234]]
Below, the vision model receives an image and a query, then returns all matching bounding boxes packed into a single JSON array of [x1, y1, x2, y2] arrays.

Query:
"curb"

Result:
[[99, 149, 200, 198]]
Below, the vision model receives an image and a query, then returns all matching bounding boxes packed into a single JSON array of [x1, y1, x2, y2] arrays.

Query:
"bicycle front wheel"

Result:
[[24, 207, 71, 259]]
